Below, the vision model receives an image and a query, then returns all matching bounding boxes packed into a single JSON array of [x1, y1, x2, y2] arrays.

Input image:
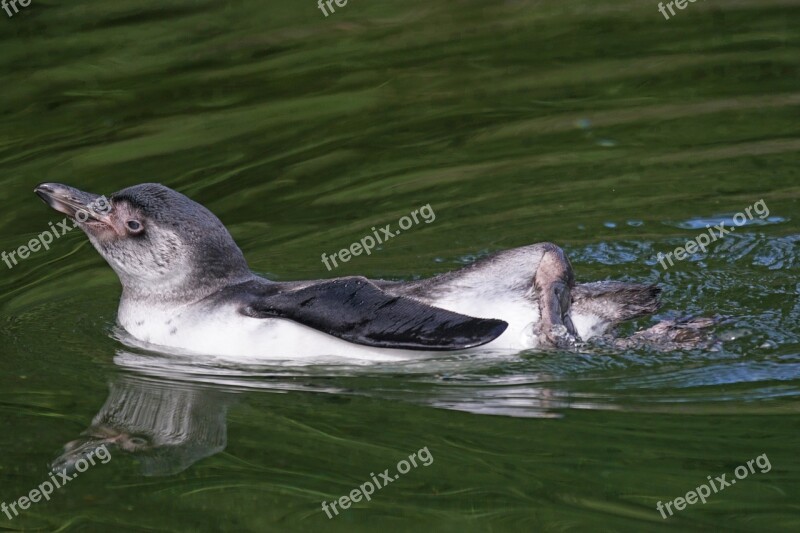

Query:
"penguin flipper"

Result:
[[241, 277, 507, 351]]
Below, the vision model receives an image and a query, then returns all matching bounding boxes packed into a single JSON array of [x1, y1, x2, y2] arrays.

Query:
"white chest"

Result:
[[116, 300, 426, 362], [116, 292, 608, 361]]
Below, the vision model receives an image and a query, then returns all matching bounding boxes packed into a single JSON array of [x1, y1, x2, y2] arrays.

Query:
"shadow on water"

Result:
[[51, 373, 233, 477]]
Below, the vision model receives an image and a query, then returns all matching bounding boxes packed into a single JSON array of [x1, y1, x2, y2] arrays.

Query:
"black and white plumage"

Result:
[[35, 182, 685, 360]]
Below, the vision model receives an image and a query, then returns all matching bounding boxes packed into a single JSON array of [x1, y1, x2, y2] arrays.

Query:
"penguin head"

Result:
[[35, 182, 251, 300]]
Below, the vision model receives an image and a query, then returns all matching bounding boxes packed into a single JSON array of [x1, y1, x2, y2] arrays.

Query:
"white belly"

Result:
[[428, 294, 540, 350], [116, 292, 608, 362], [116, 294, 550, 362], [117, 302, 425, 362], [428, 294, 607, 346]]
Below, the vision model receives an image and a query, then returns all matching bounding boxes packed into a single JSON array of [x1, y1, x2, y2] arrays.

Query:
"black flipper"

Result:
[[241, 277, 508, 351]]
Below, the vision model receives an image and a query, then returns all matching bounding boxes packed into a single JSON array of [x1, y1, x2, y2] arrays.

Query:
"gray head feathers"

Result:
[[110, 183, 252, 292]]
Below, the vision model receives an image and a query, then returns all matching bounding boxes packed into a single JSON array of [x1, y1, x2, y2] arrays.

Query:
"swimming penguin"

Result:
[[34, 183, 707, 359]]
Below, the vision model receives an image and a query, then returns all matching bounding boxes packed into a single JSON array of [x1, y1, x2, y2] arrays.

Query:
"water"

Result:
[[1, 0, 799, 531]]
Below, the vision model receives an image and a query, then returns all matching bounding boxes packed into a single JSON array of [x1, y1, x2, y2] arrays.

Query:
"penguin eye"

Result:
[[126, 220, 144, 233]]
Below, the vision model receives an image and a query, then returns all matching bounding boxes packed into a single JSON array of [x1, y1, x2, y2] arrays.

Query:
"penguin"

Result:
[[35, 182, 694, 360]]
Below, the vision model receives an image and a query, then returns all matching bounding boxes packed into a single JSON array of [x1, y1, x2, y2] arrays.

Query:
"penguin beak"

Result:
[[34, 183, 114, 227]]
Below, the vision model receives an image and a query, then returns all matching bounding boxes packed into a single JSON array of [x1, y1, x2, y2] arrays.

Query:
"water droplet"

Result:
[[719, 329, 751, 341]]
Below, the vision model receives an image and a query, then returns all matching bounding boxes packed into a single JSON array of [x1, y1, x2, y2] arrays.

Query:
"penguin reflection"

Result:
[[53, 374, 232, 476]]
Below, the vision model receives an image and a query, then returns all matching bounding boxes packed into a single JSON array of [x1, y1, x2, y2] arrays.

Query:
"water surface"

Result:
[[1, 0, 798, 531]]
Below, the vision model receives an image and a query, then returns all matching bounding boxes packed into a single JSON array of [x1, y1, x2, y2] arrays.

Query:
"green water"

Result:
[[1, 0, 799, 531]]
